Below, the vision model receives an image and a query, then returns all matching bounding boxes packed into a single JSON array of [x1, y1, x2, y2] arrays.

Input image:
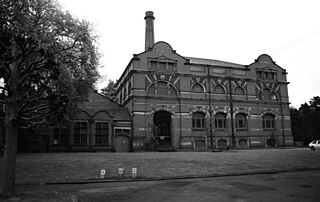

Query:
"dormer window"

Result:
[[257, 69, 277, 81], [149, 59, 176, 72]]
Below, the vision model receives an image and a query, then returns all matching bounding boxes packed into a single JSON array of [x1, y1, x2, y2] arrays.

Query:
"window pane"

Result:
[[168, 63, 174, 72], [235, 87, 245, 95], [262, 114, 275, 130], [192, 112, 205, 130], [150, 61, 157, 69], [159, 62, 165, 71], [215, 85, 225, 94], [215, 113, 226, 129], [157, 82, 168, 96]]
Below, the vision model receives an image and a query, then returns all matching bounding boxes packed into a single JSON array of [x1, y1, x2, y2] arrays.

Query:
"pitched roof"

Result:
[[186, 57, 245, 68], [78, 92, 131, 121]]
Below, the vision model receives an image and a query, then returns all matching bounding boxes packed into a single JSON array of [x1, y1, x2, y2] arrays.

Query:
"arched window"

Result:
[[157, 82, 168, 96], [262, 114, 276, 130], [214, 85, 225, 94], [262, 89, 278, 101], [215, 113, 227, 129], [146, 84, 155, 96], [235, 113, 247, 130], [146, 82, 178, 97], [192, 84, 204, 93], [234, 86, 245, 95], [192, 112, 205, 130]]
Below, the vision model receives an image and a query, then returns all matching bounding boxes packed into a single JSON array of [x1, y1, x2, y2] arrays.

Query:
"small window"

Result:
[[115, 129, 130, 135], [192, 84, 204, 93], [150, 61, 157, 70], [234, 86, 245, 95], [53, 128, 67, 145], [192, 112, 205, 130], [262, 114, 276, 130], [159, 62, 166, 71], [214, 85, 225, 94], [168, 63, 175, 72], [215, 113, 227, 129]]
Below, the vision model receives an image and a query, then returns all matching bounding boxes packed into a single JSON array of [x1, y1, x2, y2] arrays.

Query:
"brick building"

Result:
[[17, 91, 132, 152], [115, 11, 293, 150]]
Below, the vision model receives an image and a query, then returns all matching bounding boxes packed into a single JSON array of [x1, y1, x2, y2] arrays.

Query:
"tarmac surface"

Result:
[[1, 147, 320, 201]]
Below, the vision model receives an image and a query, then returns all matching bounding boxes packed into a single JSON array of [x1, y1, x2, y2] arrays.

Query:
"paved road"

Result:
[[9, 170, 320, 202]]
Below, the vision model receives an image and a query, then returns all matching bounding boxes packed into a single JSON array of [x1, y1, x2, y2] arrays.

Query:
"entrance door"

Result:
[[153, 111, 171, 146]]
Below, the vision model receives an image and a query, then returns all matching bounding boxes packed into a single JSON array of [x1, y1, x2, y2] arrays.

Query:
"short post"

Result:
[[132, 168, 137, 178], [118, 168, 124, 178], [100, 169, 106, 179]]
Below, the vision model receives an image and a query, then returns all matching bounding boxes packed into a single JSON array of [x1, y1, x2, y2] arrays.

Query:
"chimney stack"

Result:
[[144, 11, 155, 51]]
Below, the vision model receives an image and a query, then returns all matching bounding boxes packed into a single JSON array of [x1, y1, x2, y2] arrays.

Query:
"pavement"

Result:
[[1, 147, 320, 201]]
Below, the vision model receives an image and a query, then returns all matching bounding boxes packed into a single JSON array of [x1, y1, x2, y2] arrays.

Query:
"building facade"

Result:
[[115, 11, 293, 150], [17, 91, 132, 152]]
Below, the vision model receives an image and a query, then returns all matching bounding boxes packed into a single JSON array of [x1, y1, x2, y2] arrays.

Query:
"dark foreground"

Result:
[[2, 170, 320, 202], [0, 148, 320, 201]]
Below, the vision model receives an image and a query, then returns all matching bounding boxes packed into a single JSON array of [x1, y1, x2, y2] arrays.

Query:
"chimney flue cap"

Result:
[[144, 11, 155, 20]]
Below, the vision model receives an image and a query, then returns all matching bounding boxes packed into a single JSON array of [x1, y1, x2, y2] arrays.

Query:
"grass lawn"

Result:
[[0, 148, 320, 185]]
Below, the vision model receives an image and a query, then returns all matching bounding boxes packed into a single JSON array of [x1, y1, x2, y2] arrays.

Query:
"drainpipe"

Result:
[[279, 94, 286, 146], [207, 67, 213, 150], [228, 76, 235, 149]]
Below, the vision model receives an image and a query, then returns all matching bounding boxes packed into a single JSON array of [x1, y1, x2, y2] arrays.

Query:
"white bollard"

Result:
[[100, 169, 106, 179], [118, 168, 124, 178], [132, 168, 137, 178]]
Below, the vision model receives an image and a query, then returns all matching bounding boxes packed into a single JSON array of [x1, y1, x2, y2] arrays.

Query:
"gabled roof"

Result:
[[77, 91, 131, 121], [186, 57, 245, 68]]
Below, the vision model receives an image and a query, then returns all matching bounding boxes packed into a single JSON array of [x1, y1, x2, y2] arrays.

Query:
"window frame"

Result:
[[235, 113, 247, 131], [192, 112, 206, 131], [215, 113, 227, 130], [262, 114, 276, 131], [95, 121, 109, 146], [191, 83, 205, 93], [52, 127, 67, 145], [73, 121, 88, 145]]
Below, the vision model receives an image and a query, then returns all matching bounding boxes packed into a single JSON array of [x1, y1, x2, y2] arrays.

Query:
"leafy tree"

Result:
[[0, 0, 99, 195], [100, 79, 116, 100], [290, 96, 320, 145]]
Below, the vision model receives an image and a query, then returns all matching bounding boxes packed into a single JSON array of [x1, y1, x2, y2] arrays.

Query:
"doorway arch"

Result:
[[153, 111, 172, 147]]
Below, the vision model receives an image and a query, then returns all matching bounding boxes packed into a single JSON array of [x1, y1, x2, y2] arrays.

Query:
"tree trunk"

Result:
[[0, 106, 19, 196], [0, 42, 20, 196]]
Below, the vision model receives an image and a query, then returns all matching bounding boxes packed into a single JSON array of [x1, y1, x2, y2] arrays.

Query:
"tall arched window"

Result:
[[215, 113, 227, 129], [262, 114, 276, 130], [262, 89, 278, 101], [192, 84, 204, 93], [146, 82, 178, 97], [157, 82, 168, 96], [192, 112, 205, 130], [235, 113, 247, 130]]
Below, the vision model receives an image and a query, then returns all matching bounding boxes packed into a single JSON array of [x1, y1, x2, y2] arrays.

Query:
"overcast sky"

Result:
[[58, 0, 320, 108]]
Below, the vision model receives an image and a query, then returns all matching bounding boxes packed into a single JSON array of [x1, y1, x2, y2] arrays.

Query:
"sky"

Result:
[[58, 0, 320, 108]]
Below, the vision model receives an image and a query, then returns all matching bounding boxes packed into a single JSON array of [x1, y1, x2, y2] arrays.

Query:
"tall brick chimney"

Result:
[[144, 11, 155, 50]]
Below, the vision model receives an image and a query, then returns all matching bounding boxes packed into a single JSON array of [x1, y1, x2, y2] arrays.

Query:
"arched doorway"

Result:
[[153, 111, 171, 147]]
